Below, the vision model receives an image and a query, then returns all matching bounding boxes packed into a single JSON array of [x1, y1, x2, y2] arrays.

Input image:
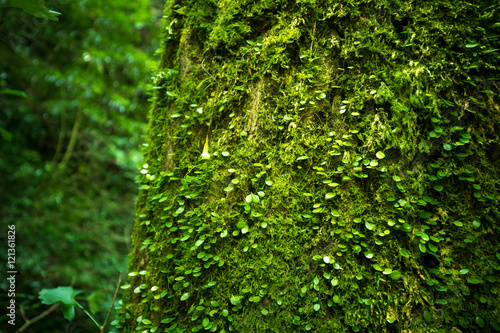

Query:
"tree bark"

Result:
[[117, 1, 500, 332]]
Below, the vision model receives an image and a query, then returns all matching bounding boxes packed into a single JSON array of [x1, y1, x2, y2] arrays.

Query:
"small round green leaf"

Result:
[[325, 192, 336, 199], [390, 270, 402, 280], [490, 321, 500, 331], [419, 243, 427, 253], [419, 211, 431, 219], [249, 296, 261, 303], [230, 295, 243, 305], [433, 185, 444, 192], [365, 221, 375, 230], [477, 317, 485, 328], [428, 243, 438, 252], [376, 151, 385, 159], [443, 144, 452, 151], [399, 248, 410, 258], [424, 310, 432, 322]]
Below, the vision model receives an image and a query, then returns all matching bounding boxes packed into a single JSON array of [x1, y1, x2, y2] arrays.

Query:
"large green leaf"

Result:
[[0, 0, 61, 20], [39, 286, 82, 321], [0, 88, 27, 98]]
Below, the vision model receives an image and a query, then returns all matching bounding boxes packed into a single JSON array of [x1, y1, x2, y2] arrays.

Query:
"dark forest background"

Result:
[[0, 0, 163, 331]]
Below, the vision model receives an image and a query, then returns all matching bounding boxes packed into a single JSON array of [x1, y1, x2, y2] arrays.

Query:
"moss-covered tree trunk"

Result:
[[117, 0, 500, 332]]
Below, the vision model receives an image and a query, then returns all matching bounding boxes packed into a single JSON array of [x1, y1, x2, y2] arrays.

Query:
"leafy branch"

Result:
[[17, 272, 122, 332], [0, 0, 61, 21]]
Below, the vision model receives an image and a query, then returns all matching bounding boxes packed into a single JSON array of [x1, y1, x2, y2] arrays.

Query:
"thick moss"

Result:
[[116, 0, 500, 332]]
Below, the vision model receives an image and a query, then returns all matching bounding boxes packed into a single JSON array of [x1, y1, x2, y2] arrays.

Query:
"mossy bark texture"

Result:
[[118, 0, 500, 332]]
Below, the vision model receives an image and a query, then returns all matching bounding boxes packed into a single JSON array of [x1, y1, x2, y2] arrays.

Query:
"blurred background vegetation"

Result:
[[0, 0, 163, 331]]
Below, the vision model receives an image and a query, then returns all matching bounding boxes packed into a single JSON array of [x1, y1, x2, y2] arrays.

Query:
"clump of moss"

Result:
[[115, 0, 500, 332]]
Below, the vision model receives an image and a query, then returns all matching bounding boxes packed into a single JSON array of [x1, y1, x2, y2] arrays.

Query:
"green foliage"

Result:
[[0, 0, 162, 331], [39, 285, 117, 330], [119, 0, 500, 332], [0, 0, 61, 20], [39, 286, 83, 322]]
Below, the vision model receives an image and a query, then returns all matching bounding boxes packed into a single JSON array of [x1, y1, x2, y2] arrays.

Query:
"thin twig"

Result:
[[17, 276, 77, 332], [58, 105, 82, 171], [100, 271, 122, 333], [16, 304, 59, 333], [20, 304, 28, 322], [52, 108, 66, 164]]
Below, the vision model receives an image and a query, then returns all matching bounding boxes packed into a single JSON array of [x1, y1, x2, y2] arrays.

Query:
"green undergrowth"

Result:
[[116, 0, 500, 332]]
